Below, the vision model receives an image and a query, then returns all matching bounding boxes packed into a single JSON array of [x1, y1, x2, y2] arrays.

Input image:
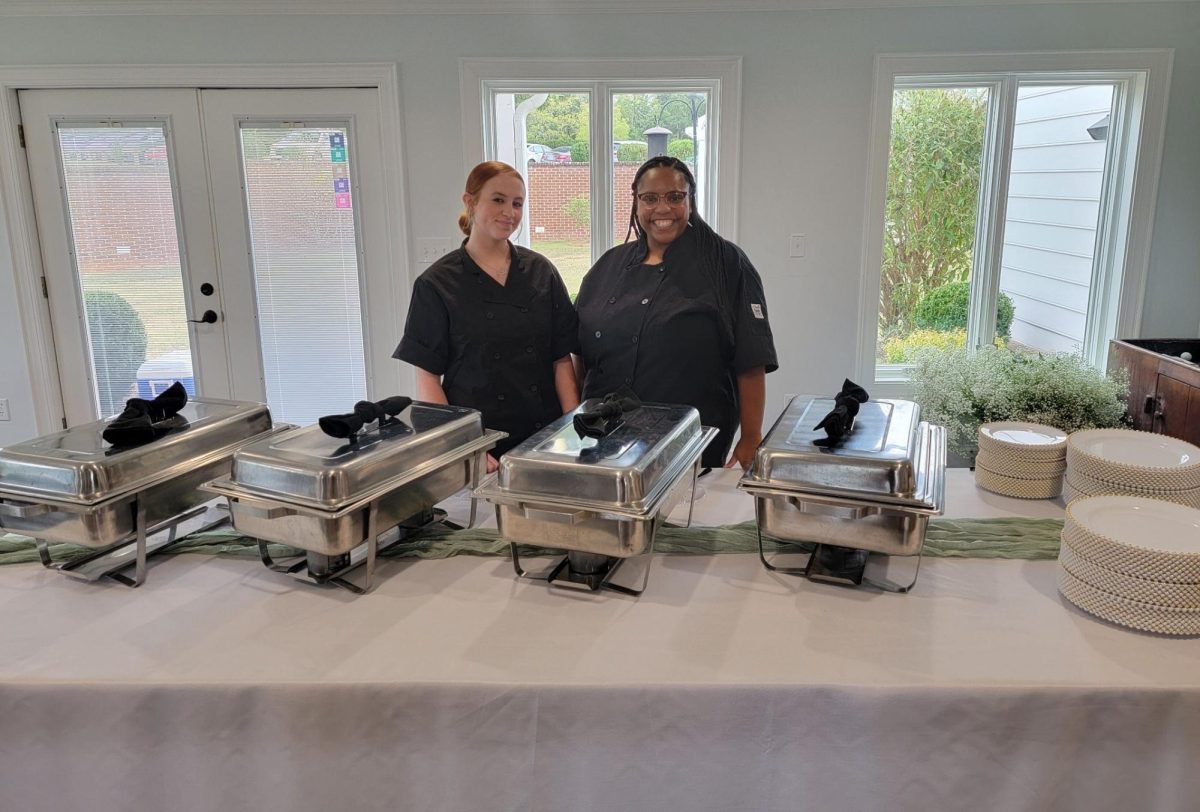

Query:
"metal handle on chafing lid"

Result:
[[0, 499, 52, 518], [789, 498, 872, 520], [235, 500, 295, 520], [522, 506, 593, 525]]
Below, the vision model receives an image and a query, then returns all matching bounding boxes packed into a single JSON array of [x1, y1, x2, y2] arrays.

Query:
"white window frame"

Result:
[[857, 50, 1173, 397], [460, 57, 741, 261]]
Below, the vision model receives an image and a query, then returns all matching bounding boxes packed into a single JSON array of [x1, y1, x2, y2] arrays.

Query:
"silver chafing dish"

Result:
[[0, 398, 278, 586], [738, 395, 945, 592], [475, 401, 718, 596], [203, 401, 503, 593]]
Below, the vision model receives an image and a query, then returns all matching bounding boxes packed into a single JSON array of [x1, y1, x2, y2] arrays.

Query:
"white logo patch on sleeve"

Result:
[[750, 303, 765, 319]]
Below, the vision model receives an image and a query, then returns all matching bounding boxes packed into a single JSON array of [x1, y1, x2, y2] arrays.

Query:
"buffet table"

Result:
[[1, 469, 1198, 812]]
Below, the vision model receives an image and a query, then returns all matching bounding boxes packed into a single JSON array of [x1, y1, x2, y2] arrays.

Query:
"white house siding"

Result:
[[999, 84, 1114, 354]]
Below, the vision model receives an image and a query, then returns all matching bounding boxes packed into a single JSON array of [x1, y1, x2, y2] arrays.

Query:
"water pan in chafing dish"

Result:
[[738, 395, 946, 592], [0, 398, 276, 586], [475, 401, 718, 595], [203, 401, 503, 592]]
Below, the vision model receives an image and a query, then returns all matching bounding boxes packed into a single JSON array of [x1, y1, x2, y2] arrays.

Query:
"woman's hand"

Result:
[[724, 432, 761, 471], [726, 368, 767, 470], [486, 453, 499, 474]]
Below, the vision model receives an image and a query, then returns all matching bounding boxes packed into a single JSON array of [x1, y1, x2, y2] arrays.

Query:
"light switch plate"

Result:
[[789, 234, 806, 258], [0, 398, 9, 421]]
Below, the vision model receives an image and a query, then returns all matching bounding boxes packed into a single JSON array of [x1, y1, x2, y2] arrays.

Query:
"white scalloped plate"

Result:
[[1069, 494, 1200, 555], [1062, 521, 1200, 583], [978, 422, 1067, 458], [1057, 566, 1200, 636], [1065, 465, 1200, 506], [1068, 429, 1200, 488], [976, 451, 1066, 479], [974, 466, 1062, 499], [1059, 540, 1200, 608], [1062, 479, 1091, 504]]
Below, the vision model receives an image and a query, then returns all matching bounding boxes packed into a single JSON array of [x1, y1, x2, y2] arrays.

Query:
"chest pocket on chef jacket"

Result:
[[651, 282, 729, 360]]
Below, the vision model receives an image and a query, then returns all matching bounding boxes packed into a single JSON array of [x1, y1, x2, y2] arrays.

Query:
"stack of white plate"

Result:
[[1065, 428, 1200, 508], [1058, 494, 1200, 635], [974, 421, 1067, 499]]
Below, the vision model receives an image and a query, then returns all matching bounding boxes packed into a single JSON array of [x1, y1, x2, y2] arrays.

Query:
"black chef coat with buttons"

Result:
[[575, 223, 777, 468], [394, 244, 579, 456]]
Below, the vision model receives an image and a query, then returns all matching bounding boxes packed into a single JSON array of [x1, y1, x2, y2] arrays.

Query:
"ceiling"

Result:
[[0, 0, 1192, 16]]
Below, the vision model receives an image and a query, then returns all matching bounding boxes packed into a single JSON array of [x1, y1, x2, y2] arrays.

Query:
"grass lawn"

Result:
[[530, 239, 591, 297]]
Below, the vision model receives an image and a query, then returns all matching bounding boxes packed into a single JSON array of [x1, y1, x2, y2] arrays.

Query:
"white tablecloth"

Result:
[[1, 470, 1198, 812]]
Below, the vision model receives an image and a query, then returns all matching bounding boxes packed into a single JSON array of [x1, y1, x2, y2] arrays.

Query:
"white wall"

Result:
[[0, 3, 1198, 446]]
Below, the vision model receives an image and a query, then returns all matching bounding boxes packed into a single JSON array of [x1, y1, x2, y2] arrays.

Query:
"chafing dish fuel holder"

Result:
[[738, 395, 945, 592], [0, 398, 278, 586], [203, 401, 503, 593], [475, 401, 718, 596]]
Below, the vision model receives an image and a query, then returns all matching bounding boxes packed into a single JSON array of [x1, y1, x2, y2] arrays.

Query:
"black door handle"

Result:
[[188, 310, 219, 324]]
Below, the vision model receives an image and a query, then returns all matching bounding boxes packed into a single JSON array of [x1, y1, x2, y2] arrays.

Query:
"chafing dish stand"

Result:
[[477, 402, 718, 597], [205, 402, 504, 594], [0, 398, 279, 587], [739, 396, 946, 593]]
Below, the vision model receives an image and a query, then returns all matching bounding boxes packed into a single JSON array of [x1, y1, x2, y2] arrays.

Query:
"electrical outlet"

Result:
[[0, 398, 9, 421], [789, 234, 806, 259]]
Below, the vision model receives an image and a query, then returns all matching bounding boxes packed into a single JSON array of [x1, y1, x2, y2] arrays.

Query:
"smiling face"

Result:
[[465, 172, 525, 242], [634, 166, 692, 255]]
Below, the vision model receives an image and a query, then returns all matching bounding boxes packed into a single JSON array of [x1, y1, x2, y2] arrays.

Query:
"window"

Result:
[[462, 59, 740, 297], [860, 51, 1171, 392]]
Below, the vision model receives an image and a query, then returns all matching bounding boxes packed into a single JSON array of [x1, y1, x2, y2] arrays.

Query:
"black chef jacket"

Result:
[[575, 222, 777, 468], [393, 244, 579, 456]]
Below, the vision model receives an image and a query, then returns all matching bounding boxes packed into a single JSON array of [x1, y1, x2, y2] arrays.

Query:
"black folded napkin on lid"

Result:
[[812, 378, 870, 446], [102, 381, 190, 447], [573, 392, 642, 439], [318, 396, 414, 440]]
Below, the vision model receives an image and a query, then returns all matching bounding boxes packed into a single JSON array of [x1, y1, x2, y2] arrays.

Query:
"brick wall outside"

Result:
[[61, 161, 637, 271], [62, 163, 181, 272], [64, 160, 354, 274], [528, 162, 642, 242]]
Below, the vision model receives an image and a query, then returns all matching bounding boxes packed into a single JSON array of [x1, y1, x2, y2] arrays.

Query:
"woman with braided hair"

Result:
[[573, 156, 777, 470]]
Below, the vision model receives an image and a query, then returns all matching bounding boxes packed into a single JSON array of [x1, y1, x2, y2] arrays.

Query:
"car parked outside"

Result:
[[526, 143, 553, 163], [546, 146, 573, 163]]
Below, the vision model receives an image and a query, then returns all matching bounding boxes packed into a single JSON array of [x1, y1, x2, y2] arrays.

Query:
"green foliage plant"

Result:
[[909, 345, 1129, 459], [617, 143, 647, 163], [882, 328, 1006, 363], [565, 196, 590, 229], [880, 88, 987, 335], [521, 94, 588, 147], [667, 139, 695, 161], [83, 289, 148, 417], [570, 140, 590, 163], [914, 281, 1015, 337], [884, 329, 968, 363]]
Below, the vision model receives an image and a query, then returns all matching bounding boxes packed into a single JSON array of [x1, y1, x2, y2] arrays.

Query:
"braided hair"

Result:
[[624, 155, 699, 243]]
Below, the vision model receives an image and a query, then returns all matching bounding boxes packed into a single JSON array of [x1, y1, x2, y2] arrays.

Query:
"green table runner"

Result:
[[0, 517, 1064, 568]]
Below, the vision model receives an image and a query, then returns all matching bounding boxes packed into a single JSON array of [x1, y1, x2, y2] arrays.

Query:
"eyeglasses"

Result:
[[635, 191, 689, 206]]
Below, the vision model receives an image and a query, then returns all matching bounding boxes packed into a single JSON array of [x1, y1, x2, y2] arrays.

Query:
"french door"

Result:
[[20, 87, 395, 427]]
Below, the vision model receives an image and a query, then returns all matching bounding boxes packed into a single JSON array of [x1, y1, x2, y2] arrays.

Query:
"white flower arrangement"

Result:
[[909, 346, 1129, 459]]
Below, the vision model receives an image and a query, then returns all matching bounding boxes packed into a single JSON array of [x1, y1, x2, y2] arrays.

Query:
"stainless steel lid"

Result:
[[741, 395, 938, 508], [491, 401, 712, 513], [0, 398, 272, 505], [226, 401, 483, 510]]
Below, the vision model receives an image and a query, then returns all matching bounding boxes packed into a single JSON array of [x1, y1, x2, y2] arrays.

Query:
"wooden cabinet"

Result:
[[1108, 339, 1200, 446]]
